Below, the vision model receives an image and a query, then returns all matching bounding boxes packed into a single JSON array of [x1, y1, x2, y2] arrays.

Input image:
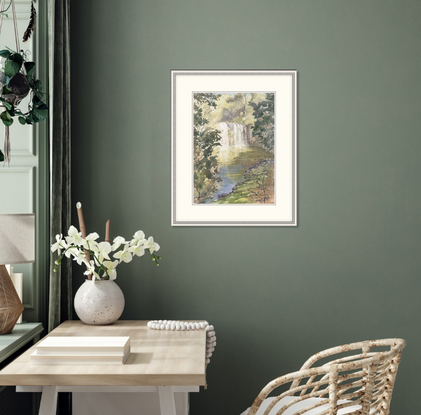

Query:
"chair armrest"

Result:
[[247, 367, 328, 415]]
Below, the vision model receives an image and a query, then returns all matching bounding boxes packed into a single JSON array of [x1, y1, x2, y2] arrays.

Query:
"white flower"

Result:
[[113, 245, 133, 263], [65, 225, 86, 246], [51, 234, 67, 255], [129, 242, 145, 257], [103, 260, 118, 280], [84, 260, 100, 280], [73, 251, 89, 266], [85, 232, 100, 242], [145, 236, 160, 254], [131, 230, 146, 246], [87, 242, 100, 256], [95, 242, 111, 263], [51, 223, 161, 279], [112, 236, 127, 251], [64, 246, 79, 259]]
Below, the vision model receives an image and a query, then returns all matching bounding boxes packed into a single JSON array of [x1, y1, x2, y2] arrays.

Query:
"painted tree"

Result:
[[193, 93, 222, 203], [225, 93, 250, 117], [246, 162, 274, 204], [249, 93, 275, 151]]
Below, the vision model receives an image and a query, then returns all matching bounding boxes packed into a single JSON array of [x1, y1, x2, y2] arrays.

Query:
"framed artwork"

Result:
[[171, 70, 297, 226]]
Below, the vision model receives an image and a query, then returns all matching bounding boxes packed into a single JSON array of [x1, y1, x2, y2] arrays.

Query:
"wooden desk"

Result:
[[0, 320, 207, 415]]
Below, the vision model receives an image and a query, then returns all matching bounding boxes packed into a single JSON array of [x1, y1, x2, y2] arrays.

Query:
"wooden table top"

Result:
[[0, 320, 207, 386]]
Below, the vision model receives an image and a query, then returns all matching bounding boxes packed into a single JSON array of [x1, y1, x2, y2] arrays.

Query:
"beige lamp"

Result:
[[0, 214, 35, 334]]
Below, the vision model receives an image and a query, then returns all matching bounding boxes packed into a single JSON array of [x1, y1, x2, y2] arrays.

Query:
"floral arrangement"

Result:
[[51, 226, 161, 281]]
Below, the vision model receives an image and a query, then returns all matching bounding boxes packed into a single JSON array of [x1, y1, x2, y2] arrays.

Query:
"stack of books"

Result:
[[30, 336, 130, 365]]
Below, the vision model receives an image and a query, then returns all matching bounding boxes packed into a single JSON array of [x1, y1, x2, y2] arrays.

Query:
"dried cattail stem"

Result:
[[76, 202, 92, 280], [105, 219, 111, 243]]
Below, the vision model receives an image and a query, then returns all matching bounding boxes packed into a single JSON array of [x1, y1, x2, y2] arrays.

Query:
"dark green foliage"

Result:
[[0, 48, 48, 127], [0, 109, 13, 126], [194, 93, 220, 111], [250, 93, 275, 151], [24, 61, 35, 74], [0, 149, 4, 162], [194, 93, 222, 203], [5, 53, 23, 78], [246, 161, 273, 204], [0, 50, 11, 59]]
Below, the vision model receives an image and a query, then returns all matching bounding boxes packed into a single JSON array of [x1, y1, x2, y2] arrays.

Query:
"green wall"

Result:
[[71, 1, 421, 413]]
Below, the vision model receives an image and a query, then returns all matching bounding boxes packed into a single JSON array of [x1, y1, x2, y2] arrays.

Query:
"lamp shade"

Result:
[[0, 214, 35, 264]]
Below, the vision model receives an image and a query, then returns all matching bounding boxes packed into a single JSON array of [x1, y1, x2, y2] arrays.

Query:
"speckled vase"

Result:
[[74, 279, 125, 325]]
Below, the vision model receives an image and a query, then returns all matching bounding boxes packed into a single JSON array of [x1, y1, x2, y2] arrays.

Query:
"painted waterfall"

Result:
[[193, 92, 275, 204]]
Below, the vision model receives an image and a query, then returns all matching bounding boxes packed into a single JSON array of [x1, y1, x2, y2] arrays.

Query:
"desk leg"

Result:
[[38, 386, 58, 415], [158, 386, 177, 415]]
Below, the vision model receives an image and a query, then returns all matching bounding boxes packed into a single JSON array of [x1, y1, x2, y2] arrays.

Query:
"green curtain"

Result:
[[48, 0, 71, 333], [47, 1, 72, 413]]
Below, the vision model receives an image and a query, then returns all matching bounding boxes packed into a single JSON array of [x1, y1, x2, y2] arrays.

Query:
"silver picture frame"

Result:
[[171, 70, 297, 226]]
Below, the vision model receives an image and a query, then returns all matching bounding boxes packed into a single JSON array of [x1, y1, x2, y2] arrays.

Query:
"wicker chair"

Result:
[[241, 338, 406, 415]]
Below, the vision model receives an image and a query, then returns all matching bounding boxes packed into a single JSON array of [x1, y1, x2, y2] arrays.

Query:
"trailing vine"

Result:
[[0, 48, 47, 126]]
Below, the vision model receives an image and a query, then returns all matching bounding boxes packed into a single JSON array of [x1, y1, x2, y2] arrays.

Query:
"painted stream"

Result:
[[201, 122, 274, 203]]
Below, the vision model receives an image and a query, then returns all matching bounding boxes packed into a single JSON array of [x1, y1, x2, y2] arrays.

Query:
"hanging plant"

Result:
[[0, 49, 48, 126], [0, 0, 47, 164]]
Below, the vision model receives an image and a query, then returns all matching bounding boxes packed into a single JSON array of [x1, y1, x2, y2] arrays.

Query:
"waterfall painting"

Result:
[[171, 70, 297, 226], [193, 92, 275, 205]]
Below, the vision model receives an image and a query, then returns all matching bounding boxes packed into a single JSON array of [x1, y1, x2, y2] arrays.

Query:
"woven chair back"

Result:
[[248, 338, 406, 415]]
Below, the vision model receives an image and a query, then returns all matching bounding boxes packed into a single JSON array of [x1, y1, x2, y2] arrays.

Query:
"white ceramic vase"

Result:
[[74, 279, 125, 325]]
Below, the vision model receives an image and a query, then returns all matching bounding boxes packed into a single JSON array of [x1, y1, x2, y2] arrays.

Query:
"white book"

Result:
[[35, 336, 130, 355], [30, 336, 131, 365], [30, 349, 130, 365]]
